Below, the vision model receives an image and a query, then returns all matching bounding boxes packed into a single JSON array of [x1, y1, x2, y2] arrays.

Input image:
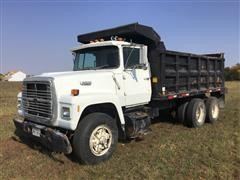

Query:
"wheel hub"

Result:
[[212, 104, 219, 119], [196, 104, 205, 124], [89, 125, 112, 156]]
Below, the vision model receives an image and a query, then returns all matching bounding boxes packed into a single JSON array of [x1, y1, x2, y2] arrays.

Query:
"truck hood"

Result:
[[39, 70, 109, 78], [32, 70, 118, 97]]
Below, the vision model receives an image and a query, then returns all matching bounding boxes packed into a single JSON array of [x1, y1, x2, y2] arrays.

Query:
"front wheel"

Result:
[[73, 112, 118, 164]]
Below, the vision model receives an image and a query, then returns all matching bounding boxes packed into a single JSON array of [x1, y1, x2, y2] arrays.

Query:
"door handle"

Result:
[[144, 77, 150, 80], [112, 75, 121, 90]]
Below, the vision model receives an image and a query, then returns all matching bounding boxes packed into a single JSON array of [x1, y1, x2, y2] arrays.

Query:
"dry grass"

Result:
[[0, 81, 239, 179]]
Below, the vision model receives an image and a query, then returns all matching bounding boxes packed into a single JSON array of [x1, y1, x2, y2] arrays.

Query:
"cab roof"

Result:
[[71, 40, 135, 52]]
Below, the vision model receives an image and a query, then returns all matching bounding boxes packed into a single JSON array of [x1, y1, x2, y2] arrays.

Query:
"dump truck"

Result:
[[14, 23, 225, 164]]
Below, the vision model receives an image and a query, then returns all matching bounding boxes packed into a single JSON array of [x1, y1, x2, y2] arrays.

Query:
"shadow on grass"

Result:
[[12, 128, 70, 164], [152, 109, 180, 125]]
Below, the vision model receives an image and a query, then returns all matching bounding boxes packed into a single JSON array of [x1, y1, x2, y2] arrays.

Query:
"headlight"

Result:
[[17, 99, 21, 109], [17, 92, 23, 116], [61, 107, 71, 120]]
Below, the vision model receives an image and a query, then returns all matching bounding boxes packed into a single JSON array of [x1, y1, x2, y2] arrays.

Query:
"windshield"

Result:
[[73, 46, 119, 71]]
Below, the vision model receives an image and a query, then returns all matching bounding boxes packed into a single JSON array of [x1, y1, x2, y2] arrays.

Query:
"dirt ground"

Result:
[[0, 81, 239, 179]]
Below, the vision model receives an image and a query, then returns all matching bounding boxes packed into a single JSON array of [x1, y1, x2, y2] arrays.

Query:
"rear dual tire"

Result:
[[205, 97, 220, 123], [177, 101, 189, 124], [177, 97, 220, 128], [186, 98, 206, 128]]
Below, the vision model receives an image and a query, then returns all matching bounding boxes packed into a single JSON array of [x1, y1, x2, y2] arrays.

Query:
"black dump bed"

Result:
[[150, 50, 225, 100], [78, 23, 225, 99]]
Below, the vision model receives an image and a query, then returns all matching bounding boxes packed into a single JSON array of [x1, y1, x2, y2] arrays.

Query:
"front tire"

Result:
[[73, 113, 118, 164], [186, 98, 206, 128]]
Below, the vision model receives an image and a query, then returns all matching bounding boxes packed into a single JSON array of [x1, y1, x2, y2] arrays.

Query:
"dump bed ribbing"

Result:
[[149, 50, 225, 100]]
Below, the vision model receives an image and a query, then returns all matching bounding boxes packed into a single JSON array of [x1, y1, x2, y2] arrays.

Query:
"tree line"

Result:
[[224, 63, 240, 81], [0, 74, 4, 81]]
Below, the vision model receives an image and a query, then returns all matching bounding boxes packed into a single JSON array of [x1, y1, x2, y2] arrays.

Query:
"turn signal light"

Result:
[[71, 89, 79, 96]]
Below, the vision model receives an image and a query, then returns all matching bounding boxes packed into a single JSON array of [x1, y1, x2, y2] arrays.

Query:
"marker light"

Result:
[[152, 77, 158, 83], [71, 89, 79, 96]]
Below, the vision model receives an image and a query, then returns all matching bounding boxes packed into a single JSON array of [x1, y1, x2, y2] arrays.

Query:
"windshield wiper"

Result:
[[82, 67, 93, 70], [94, 65, 110, 70]]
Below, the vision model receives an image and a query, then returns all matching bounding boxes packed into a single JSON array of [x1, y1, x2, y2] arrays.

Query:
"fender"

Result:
[[56, 93, 125, 131]]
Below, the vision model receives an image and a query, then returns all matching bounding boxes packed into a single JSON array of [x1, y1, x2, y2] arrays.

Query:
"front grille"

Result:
[[22, 81, 53, 120]]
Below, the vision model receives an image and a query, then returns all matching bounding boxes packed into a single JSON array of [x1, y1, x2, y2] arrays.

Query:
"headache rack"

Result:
[[77, 22, 166, 50]]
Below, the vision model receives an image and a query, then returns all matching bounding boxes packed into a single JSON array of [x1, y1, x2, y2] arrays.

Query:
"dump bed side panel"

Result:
[[150, 50, 225, 99]]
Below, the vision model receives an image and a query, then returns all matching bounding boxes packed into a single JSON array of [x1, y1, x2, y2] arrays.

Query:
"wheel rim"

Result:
[[89, 125, 112, 156], [196, 104, 205, 124], [212, 104, 219, 119]]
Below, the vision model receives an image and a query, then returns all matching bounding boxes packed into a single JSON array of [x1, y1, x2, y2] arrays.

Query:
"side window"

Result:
[[123, 47, 140, 68]]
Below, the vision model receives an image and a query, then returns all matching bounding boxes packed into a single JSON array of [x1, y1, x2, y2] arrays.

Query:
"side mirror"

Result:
[[72, 52, 76, 62], [141, 64, 148, 70], [133, 63, 147, 70]]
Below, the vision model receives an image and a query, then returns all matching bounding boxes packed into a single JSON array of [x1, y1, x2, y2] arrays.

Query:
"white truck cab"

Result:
[[28, 40, 151, 131]]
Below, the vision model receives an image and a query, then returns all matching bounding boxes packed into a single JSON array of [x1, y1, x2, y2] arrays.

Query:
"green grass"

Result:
[[0, 82, 22, 116], [0, 81, 239, 179]]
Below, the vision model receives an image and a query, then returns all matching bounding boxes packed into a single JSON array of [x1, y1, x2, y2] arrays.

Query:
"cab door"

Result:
[[122, 46, 151, 107]]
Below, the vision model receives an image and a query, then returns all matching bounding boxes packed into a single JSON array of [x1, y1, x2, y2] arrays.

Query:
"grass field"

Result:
[[0, 81, 239, 179]]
